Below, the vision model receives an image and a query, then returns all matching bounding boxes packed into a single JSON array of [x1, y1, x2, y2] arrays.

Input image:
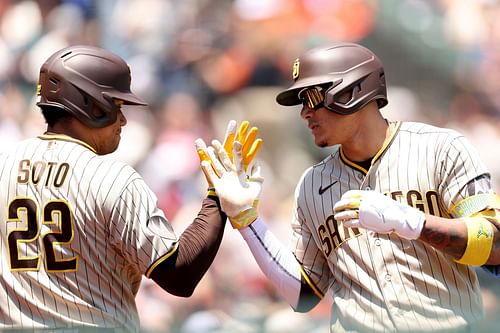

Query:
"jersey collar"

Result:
[[38, 132, 97, 153], [340, 121, 401, 174]]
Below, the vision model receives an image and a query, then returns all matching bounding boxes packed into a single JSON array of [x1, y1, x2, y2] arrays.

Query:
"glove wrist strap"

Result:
[[230, 207, 258, 229]]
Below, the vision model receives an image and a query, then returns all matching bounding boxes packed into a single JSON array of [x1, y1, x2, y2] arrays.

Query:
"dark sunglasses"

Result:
[[299, 86, 325, 110]]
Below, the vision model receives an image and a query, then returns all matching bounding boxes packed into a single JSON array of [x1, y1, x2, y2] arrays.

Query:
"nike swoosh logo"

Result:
[[318, 181, 338, 195]]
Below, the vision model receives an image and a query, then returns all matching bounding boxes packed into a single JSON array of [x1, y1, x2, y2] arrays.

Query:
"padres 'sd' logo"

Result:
[[292, 58, 300, 80]]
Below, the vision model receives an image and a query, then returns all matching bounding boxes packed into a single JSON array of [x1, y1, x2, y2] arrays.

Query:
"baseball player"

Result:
[[199, 42, 500, 332], [0, 45, 261, 332]]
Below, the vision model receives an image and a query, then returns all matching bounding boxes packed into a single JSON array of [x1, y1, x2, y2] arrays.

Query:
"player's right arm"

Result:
[[239, 218, 324, 312], [199, 138, 324, 312]]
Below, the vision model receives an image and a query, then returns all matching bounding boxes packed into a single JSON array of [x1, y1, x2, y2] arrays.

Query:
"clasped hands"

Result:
[[333, 190, 426, 240], [195, 120, 263, 229]]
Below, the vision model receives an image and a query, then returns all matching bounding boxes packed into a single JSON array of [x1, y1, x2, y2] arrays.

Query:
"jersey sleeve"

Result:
[[437, 133, 490, 211], [436, 132, 500, 277], [290, 169, 332, 297], [107, 169, 179, 276]]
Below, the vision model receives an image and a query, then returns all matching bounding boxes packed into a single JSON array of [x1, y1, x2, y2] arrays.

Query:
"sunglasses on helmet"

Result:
[[299, 86, 326, 110]]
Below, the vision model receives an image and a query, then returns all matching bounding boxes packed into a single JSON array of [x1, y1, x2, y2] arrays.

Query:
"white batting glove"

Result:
[[333, 190, 426, 240], [197, 138, 263, 229]]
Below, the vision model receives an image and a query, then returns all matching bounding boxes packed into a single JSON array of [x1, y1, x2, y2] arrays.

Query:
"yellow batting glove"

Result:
[[223, 120, 263, 171]]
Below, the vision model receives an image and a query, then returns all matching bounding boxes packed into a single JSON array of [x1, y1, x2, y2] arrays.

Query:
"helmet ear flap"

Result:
[[324, 69, 387, 115], [79, 92, 119, 127], [335, 84, 360, 105], [323, 80, 363, 115], [47, 76, 60, 94], [90, 101, 105, 119]]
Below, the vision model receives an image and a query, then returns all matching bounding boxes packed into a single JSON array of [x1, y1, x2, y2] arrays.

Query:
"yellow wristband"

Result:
[[455, 217, 494, 266]]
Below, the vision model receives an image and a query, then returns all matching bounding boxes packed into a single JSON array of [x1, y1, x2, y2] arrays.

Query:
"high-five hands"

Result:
[[333, 190, 426, 240], [196, 120, 263, 195], [195, 120, 263, 229]]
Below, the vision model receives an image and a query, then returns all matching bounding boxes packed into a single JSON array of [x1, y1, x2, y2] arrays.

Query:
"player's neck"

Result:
[[341, 108, 389, 162], [46, 119, 95, 150]]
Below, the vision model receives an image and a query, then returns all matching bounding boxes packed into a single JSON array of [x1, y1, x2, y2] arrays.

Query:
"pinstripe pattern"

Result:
[[0, 134, 177, 332], [291, 121, 490, 332]]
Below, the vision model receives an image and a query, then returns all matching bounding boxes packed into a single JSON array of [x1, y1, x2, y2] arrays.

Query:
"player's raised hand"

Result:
[[223, 120, 263, 171], [197, 138, 263, 229], [196, 120, 262, 194], [333, 190, 425, 240]]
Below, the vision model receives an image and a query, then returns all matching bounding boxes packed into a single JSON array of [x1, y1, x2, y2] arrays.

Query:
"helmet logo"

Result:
[[35, 84, 42, 104], [292, 58, 300, 80]]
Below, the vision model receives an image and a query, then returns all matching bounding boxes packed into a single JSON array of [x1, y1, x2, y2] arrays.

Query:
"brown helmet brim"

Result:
[[103, 91, 147, 106]]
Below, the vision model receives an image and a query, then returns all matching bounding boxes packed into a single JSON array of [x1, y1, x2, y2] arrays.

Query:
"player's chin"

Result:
[[101, 141, 121, 155], [314, 133, 338, 148], [315, 138, 329, 148], [111, 139, 121, 153], [110, 145, 120, 154]]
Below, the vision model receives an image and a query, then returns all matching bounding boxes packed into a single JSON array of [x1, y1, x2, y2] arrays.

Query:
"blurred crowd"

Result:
[[1, 0, 500, 332]]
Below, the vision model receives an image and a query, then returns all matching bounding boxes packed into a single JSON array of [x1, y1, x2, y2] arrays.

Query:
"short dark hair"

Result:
[[39, 105, 73, 127]]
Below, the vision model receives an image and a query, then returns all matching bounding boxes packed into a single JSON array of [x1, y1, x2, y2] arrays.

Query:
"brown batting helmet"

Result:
[[276, 43, 388, 115], [36, 45, 147, 128]]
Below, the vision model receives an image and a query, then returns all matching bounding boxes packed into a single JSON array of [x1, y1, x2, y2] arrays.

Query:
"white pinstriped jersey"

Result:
[[292, 121, 497, 332], [0, 134, 178, 332]]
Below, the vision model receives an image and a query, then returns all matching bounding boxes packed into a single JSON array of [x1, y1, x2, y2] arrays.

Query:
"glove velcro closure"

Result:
[[229, 207, 258, 229]]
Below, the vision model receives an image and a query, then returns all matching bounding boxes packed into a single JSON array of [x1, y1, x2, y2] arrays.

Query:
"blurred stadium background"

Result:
[[1, 0, 499, 332]]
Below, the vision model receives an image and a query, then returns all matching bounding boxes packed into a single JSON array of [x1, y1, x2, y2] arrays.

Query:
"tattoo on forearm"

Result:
[[420, 228, 449, 249], [420, 223, 467, 259]]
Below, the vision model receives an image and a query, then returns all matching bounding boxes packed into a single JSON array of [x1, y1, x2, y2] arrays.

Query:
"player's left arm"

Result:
[[421, 212, 500, 264], [107, 170, 227, 297], [419, 172, 500, 267], [148, 195, 227, 297], [333, 187, 500, 266], [422, 134, 500, 268], [419, 195, 500, 266]]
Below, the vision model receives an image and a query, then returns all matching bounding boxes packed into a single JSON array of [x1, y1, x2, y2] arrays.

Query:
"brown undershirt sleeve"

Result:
[[149, 195, 227, 297]]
